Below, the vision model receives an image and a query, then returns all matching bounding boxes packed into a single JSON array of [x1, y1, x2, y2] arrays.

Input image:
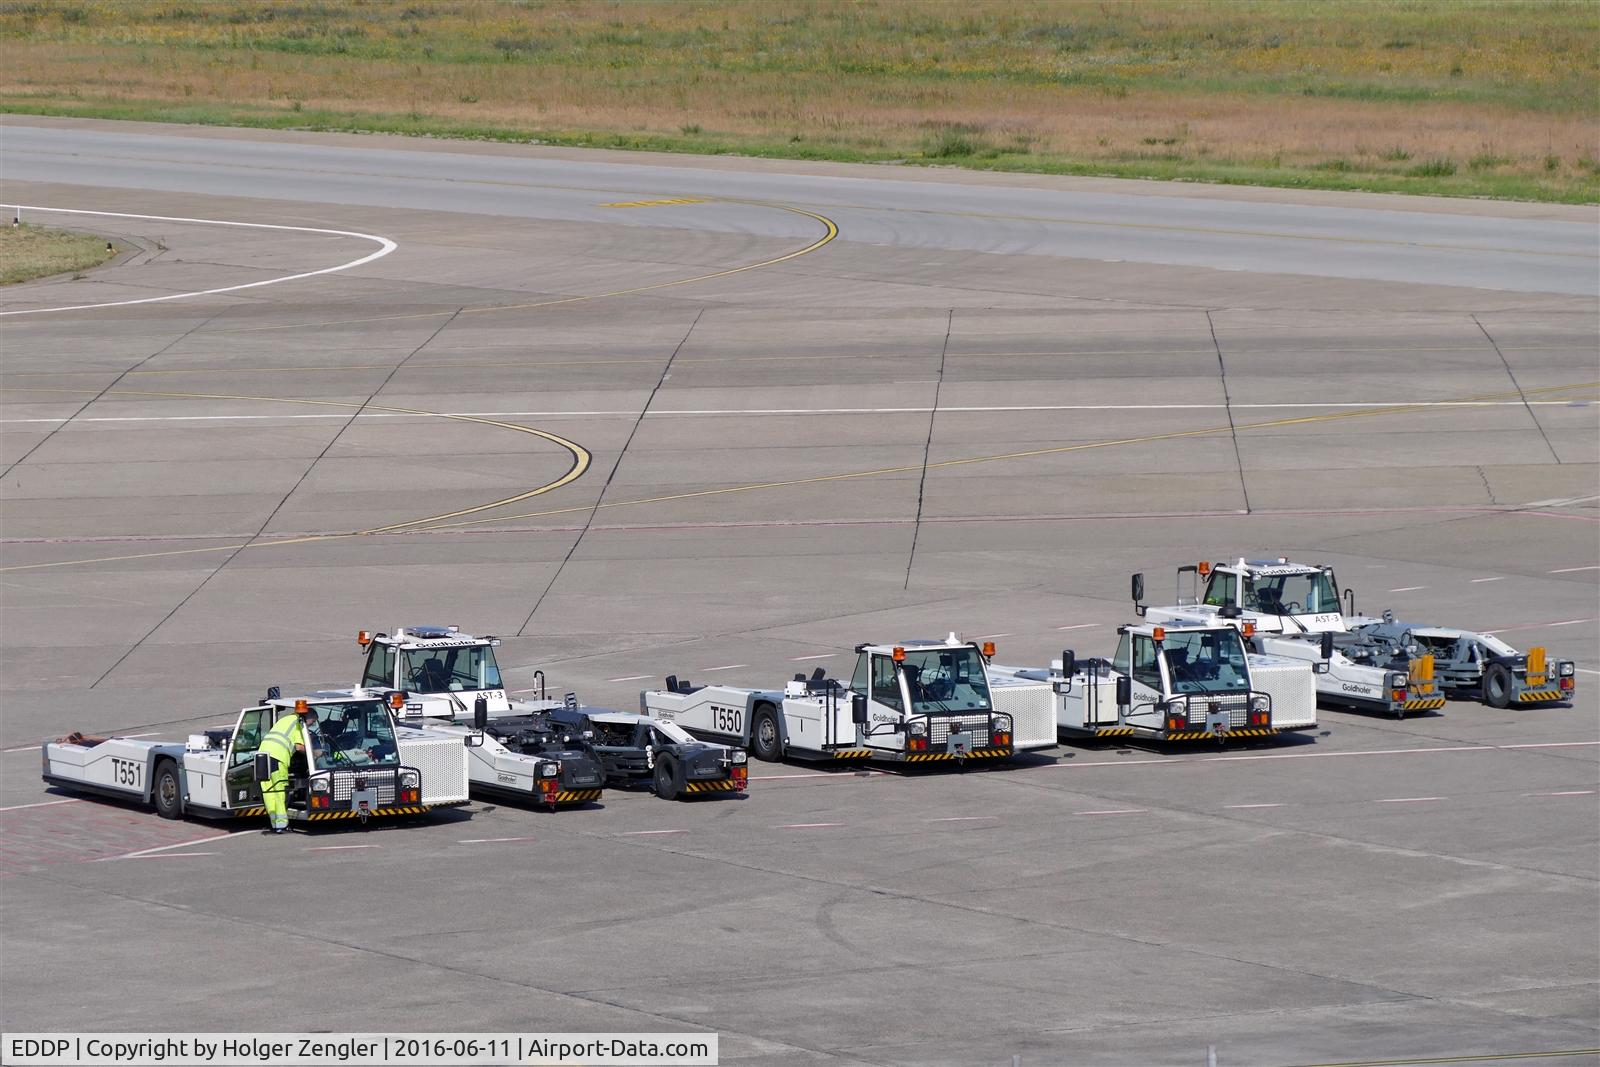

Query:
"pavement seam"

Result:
[[1473, 314, 1564, 465], [1207, 308, 1253, 513], [903, 307, 953, 590], [518, 307, 705, 636]]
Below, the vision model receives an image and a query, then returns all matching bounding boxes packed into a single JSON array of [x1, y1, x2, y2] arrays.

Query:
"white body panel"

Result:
[[43, 737, 231, 810], [986, 677, 1058, 750], [1245, 654, 1318, 729], [1253, 635, 1392, 706], [393, 727, 470, 805]]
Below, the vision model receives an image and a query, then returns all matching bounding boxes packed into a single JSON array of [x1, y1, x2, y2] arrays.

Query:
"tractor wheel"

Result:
[[152, 761, 183, 820], [1483, 664, 1513, 709], [750, 705, 782, 763], [653, 760, 682, 801]]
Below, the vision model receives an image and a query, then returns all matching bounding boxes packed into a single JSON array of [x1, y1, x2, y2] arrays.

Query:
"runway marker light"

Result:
[[892, 646, 905, 663]]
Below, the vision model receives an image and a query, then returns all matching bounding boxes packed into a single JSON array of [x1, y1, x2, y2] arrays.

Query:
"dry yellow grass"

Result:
[[0, 223, 114, 286], [2, 0, 1595, 200]]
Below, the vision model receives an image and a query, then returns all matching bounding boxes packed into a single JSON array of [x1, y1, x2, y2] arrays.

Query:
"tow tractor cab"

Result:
[[354, 627, 604, 808], [42, 691, 468, 823], [643, 635, 1055, 763], [1136, 563, 1445, 717], [991, 624, 1290, 742], [357, 626, 526, 721]]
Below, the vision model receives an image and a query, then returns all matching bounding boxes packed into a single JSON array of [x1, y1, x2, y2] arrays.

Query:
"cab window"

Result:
[[361, 643, 395, 688], [1132, 635, 1162, 691], [1203, 573, 1237, 608], [850, 653, 869, 695], [871, 655, 904, 712], [1112, 634, 1131, 675], [230, 708, 270, 767]]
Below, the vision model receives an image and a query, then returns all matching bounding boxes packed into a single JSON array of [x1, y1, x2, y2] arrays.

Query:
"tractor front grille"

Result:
[[332, 769, 396, 804], [928, 714, 991, 747]]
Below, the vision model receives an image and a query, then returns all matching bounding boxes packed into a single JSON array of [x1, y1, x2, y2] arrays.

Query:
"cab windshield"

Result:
[[1244, 571, 1339, 616], [308, 701, 400, 770], [1162, 630, 1251, 694], [900, 647, 992, 714], [403, 644, 502, 692]]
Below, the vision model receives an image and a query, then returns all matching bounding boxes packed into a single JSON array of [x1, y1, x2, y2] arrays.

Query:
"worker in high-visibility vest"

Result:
[[259, 702, 314, 833]]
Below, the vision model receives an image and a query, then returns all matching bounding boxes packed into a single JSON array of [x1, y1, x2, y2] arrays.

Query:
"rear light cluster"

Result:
[[311, 795, 330, 810], [1560, 677, 1574, 691], [907, 736, 928, 752], [538, 778, 559, 797], [399, 770, 420, 805], [731, 765, 748, 788], [1165, 713, 1188, 733], [1391, 689, 1407, 703], [992, 732, 1011, 748]]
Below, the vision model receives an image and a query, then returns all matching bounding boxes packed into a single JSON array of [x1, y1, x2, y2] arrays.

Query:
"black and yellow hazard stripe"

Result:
[[830, 750, 874, 760], [903, 747, 1013, 762], [1093, 727, 1136, 738], [1163, 728, 1280, 741], [682, 779, 742, 794], [1518, 689, 1563, 703], [550, 789, 603, 804], [233, 807, 267, 818], [1401, 696, 1446, 712], [304, 806, 431, 821]]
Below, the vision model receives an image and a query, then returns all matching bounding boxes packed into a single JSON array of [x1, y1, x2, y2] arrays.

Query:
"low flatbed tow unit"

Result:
[[990, 621, 1316, 743], [642, 635, 1054, 764], [42, 690, 468, 824]]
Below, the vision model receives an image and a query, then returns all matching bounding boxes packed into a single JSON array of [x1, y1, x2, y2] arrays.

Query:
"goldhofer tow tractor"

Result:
[[642, 635, 1055, 764], [353, 628, 604, 809], [989, 622, 1315, 743], [1136, 564, 1445, 717], [41, 690, 469, 824], [1351, 612, 1574, 708]]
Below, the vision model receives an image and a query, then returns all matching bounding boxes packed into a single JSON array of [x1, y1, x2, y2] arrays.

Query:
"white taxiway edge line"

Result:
[[104, 829, 254, 860], [1550, 565, 1600, 574], [1, 401, 1591, 426], [0, 206, 397, 317], [0, 798, 82, 812]]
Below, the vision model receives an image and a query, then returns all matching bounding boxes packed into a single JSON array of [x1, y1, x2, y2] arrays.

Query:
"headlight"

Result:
[[1250, 695, 1269, 714], [732, 750, 747, 765], [1560, 663, 1576, 677], [399, 770, 420, 790], [310, 778, 330, 794], [1389, 672, 1409, 689], [992, 714, 1012, 732], [540, 763, 558, 778], [907, 721, 927, 737]]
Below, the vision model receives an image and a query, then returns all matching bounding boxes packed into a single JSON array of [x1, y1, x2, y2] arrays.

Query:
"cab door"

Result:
[[222, 706, 272, 811], [1123, 635, 1165, 727]]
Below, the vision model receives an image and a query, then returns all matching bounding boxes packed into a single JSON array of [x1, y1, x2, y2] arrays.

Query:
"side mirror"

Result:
[[1115, 675, 1131, 709], [1060, 649, 1076, 678], [1316, 631, 1334, 674], [851, 693, 868, 725], [473, 695, 488, 732], [464, 733, 485, 749], [266, 686, 281, 702], [1131, 573, 1145, 603]]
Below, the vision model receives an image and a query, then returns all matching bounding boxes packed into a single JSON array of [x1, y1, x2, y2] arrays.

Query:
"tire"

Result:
[[152, 761, 182, 820], [653, 759, 681, 802], [1483, 664, 1513, 709], [750, 704, 782, 763]]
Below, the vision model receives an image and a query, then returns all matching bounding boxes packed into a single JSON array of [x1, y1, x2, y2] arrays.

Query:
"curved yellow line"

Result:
[[234, 201, 838, 333], [0, 390, 591, 572]]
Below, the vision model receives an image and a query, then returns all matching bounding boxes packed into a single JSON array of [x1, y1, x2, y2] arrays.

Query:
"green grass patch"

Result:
[[0, 221, 114, 285], [2, 1, 1596, 203]]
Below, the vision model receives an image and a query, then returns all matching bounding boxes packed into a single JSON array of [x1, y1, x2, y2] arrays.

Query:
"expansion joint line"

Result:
[[88, 310, 462, 689], [519, 308, 706, 636], [1473, 314, 1561, 465], [1206, 310, 1252, 513], [905, 309, 954, 589]]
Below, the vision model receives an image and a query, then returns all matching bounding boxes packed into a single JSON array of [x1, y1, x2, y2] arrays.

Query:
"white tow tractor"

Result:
[[642, 635, 1056, 763], [1136, 563, 1446, 717], [41, 689, 469, 824], [354, 627, 605, 808], [989, 621, 1316, 742]]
